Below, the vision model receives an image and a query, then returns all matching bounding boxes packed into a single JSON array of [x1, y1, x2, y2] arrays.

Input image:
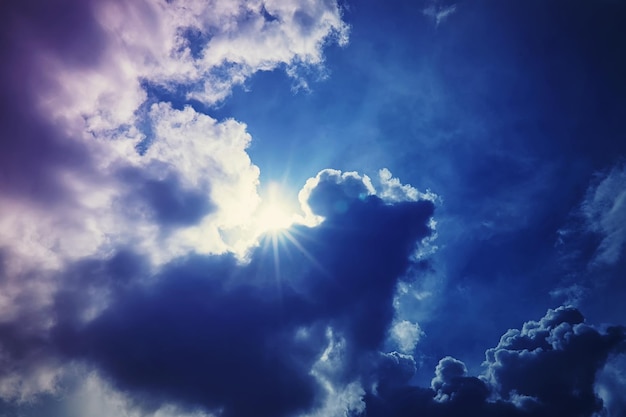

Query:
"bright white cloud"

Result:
[[378, 168, 438, 203], [44, 0, 349, 131]]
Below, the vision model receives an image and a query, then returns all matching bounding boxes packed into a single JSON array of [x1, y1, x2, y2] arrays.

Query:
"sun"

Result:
[[254, 182, 297, 235], [257, 201, 293, 232], [251, 181, 327, 285]]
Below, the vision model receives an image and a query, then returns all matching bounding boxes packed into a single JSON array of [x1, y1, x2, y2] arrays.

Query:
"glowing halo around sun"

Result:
[[256, 200, 294, 233], [250, 181, 328, 284], [253, 182, 299, 235]]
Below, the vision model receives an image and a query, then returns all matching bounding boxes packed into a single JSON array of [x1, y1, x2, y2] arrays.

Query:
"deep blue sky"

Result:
[[1, 1, 625, 416], [213, 0, 626, 374]]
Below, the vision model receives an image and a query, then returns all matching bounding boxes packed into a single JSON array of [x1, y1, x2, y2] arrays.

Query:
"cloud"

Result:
[[17, 0, 349, 131], [596, 354, 626, 417], [298, 169, 375, 220], [378, 168, 438, 204], [390, 320, 424, 353], [422, 1, 457, 27], [431, 356, 469, 401], [364, 306, 625, 417], [2, 1, 625, 416], [581, 164, 626, 266], [483, 306, 625, 416], [0, 0, 350, 279], [0, 168, 436, 416], [0, 1, 351, 411], [0, 0, 350, 269], [552, 163, 626, 309]]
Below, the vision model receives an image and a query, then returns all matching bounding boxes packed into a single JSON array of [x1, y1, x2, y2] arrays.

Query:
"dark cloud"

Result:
[[375, 351, 417, 389], [364, 306, 625, 417], [484, 306, 625, 416], [48, 188, 435, 417]]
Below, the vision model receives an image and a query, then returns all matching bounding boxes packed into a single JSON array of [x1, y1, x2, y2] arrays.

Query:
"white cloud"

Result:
[[17, 0, 351, 266], [0, 102, 260, 274], [60, 369, 218, 417], [390, 320, 424, 353], [378, 168, 438, 203], [43, 0, 349, 132], [3, 0, 351, 266]]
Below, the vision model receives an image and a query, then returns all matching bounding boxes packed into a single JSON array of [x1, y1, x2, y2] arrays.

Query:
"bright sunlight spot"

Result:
[[257, 201, 293, 231], [255, 182, 298, 234]]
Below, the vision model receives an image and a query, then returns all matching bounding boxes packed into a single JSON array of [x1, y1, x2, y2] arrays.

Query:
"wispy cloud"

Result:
[[422, 0, 457, 26], [581, 164, 626, 266]]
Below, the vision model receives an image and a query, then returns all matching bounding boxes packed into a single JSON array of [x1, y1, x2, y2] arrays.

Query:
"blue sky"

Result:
[[1, 1, 625, 416]]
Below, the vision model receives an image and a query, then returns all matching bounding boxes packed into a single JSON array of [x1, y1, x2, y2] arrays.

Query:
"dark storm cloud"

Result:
[[484, 306, 625, 416], [49, 188, 435, 417], [364, 306, 625, 417]]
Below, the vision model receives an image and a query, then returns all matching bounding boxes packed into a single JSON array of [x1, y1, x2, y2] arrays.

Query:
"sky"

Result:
[[1, 0, 626, 416]]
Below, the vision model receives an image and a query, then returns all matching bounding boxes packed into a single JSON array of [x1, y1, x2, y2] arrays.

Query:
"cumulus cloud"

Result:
[[298, 169, 375, 220], [483, 306, 625, 416], [431, 356, 468, 401], [364, 306, 625, 417]]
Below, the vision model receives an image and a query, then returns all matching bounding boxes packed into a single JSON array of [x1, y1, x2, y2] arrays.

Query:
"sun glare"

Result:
[[258, 201, 293, 232], [249, 181, 328, 287], [255, 182, 297, 234]]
